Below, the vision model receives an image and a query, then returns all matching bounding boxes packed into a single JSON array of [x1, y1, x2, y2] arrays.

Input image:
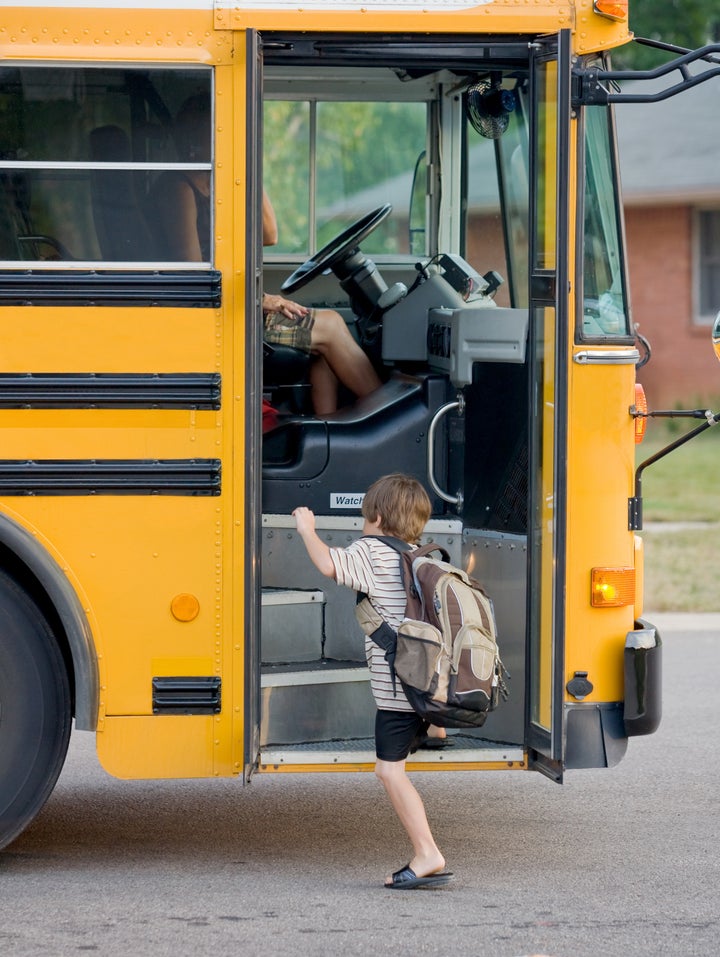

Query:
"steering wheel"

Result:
[[280, 204, 392, 295]]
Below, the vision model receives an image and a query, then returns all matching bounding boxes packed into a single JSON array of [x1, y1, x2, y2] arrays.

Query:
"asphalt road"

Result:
[[1, 614, 719, 957]]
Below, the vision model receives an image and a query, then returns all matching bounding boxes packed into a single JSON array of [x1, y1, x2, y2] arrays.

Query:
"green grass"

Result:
[[638, 421, 720, 523], [637, 422, 720, 612], [643, 525, 719, 612]]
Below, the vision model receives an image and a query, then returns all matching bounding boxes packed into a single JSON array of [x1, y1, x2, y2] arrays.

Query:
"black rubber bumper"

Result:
[[623, 617, 662, 736]]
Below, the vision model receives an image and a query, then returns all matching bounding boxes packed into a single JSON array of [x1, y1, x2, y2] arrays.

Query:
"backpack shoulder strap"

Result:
[[355, 535, 413, 698], [408, 542, 451, 564], [360, 534, 412, 553], [356, 534, 413, 599], [361, 535, 451, 564]]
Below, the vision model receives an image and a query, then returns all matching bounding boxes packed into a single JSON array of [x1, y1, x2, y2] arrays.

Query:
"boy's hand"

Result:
[[292, 507, 335, 579], [292, 506, 316, 537]]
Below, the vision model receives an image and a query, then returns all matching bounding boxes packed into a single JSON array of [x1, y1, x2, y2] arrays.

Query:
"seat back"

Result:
[[263, 340, 314, 417], [0, 173, 24, 259], [89, 125, 155, 261]]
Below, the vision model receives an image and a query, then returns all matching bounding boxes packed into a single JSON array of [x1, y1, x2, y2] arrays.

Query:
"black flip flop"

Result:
[[385, 864, 454, 890], [418, 735, 455, 750]]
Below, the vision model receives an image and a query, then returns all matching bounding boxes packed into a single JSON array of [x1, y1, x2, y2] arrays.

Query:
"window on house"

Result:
[[696, 209, 720, 324], [0, 65, 213, 266]]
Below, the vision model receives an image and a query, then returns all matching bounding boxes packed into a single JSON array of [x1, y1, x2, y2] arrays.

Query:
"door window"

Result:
[[581, 105, 630, 338]]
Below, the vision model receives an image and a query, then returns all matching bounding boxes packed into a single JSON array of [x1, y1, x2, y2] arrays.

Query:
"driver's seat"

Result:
[[262, 341, 314, 417], [261, 204, 395, 420]]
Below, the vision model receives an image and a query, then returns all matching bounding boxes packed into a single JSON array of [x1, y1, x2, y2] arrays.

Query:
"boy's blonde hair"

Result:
[[362, 473, 431, 544]]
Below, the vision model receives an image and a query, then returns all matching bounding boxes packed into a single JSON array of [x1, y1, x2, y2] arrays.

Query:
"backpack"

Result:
[[355, 537, 508, 729]]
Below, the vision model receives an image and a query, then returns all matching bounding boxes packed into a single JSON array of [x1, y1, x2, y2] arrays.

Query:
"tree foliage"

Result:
[[264, 99, 425, 254], [614, 0, 720, 69]]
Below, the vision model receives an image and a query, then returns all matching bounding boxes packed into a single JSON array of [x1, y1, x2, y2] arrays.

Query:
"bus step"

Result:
[[261, 588, 325, 664], [260, 660, 374, 746]]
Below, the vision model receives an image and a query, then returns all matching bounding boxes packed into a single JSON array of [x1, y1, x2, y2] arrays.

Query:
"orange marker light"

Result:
[[634, 382, 648, 444], [171, 593, 200, 622], [591, 567, 636, 607], [594, 0, 628, 21]]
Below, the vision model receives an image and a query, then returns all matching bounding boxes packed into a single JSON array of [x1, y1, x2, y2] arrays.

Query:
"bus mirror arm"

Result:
[[628, 407, 720, 531], [572, 42, 720, 108]]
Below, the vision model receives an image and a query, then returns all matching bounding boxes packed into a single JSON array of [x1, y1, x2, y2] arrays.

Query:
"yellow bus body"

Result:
[[0, 0, 671, 850]]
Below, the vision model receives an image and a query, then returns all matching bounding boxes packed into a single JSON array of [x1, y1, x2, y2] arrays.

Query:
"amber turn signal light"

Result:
[[634, 382, 648, 444], [593, 0, 628, 21], [591, 567, 636, 607]]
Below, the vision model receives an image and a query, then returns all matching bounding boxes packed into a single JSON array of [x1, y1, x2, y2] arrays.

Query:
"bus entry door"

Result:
[[526, 30, 573, 781]]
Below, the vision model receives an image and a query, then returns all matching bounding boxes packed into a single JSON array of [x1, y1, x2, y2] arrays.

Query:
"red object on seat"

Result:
[[262, 398, 279, 432]]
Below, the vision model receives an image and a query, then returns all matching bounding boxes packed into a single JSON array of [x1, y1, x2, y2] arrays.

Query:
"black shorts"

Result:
[[375, 709, 429, 762]]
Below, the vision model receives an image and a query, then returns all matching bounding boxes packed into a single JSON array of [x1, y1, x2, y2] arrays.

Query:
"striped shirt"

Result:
[[329, 536, 414, 712]]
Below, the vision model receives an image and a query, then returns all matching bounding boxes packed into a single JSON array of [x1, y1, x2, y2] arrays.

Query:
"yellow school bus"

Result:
[[1, 0, 718, 850]]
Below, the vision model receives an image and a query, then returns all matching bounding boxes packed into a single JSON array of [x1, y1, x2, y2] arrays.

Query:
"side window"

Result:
[[263, 99, 427, 258], [0, 66, 213, 266], [580, 106, 631, 338]]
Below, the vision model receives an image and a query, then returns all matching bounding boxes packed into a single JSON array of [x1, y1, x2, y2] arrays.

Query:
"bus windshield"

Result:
[[264, 98, 428, 258]]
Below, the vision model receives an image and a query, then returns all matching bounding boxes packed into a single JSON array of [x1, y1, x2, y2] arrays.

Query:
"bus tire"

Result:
[[0, 568, 72, 851]]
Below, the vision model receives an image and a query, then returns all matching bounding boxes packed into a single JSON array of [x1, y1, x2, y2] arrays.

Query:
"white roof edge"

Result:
[[0, 0, 489, 7], [0, 0, 213, 7]]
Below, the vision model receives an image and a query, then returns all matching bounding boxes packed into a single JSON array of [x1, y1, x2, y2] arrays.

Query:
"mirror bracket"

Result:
[[628, 407, 720, 530]]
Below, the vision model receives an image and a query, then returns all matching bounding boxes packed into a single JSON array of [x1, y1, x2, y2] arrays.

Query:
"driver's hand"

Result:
[[262, 292, 310, 321]]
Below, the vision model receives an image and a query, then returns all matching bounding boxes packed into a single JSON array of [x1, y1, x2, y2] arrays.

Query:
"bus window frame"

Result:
[[0, 61, 216, 276], [262, 75, 437, 263]]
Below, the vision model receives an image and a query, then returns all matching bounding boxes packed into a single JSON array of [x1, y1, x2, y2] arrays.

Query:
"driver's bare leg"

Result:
[[310, 309, 381, 411], [309, 357, 339, 417]]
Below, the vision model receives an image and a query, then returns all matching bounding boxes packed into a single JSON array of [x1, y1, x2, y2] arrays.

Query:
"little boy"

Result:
[[293, 473, 453, 890]]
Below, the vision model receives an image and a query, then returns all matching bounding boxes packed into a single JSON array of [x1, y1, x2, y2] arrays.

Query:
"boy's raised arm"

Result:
[[292, 507, 336, 579]]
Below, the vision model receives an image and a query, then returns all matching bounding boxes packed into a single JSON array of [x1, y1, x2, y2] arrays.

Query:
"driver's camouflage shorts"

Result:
[[264, 309, 316, 353]]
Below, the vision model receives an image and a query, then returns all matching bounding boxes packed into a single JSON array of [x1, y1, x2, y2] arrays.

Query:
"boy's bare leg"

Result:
[[375, 758, 446, 882]]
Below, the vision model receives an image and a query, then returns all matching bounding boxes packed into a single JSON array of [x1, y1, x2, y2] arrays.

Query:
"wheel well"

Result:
[[0, 543, 76, 715], [0, 514, 98, 730], [0, 561, 73, 851]]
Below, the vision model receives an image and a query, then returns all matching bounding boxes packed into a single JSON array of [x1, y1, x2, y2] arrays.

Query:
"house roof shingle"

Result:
[[616, 71, 720, 205]]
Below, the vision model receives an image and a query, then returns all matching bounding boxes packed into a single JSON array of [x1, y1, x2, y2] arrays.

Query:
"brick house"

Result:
[[616, 75, 720, 409]]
